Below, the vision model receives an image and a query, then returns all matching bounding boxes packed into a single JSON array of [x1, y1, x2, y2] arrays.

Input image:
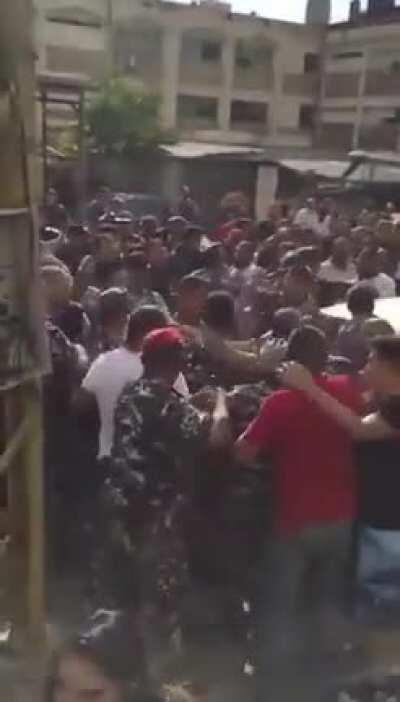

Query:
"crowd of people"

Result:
[[39, 184, 400, 701]]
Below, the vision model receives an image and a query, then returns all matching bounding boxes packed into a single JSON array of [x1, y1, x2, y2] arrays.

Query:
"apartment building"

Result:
[[34, 0, 325, 152], [34, 0, 400, 157], [319, 0, 400, 152]]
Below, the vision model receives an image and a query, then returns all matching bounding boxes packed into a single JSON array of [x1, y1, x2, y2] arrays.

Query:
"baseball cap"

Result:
[[142, 327, 183, 357]]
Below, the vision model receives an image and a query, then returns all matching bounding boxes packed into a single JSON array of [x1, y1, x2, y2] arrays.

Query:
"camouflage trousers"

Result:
[[93, 494, 189, 625]]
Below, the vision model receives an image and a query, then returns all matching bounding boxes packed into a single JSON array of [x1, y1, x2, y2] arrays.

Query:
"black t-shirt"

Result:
[[356, 437, 400, 530], [52, 301, 87, 344]]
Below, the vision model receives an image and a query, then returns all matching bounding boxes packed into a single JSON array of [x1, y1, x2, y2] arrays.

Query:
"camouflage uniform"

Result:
[[94, 378, 208, 620]]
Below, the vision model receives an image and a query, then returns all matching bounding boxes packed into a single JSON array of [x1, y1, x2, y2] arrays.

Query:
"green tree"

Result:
[[86, 79, 175, 156]]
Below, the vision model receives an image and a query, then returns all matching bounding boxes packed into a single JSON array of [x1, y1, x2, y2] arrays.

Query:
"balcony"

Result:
[[179, 30, 223, 88], [233, 39, 274, 92], [114, 26, 163, 89], [177, 95, 219, 131], [359, 123, 398, 150], [46, 46, 107, 80], [179, 62, 222, 88], [234, 65, 274, 92], [283, 73, 319, 97], [314, 122, 354, 150], [365, 70, 400, 96], [324, 72, 360, 98], [230, 100, 268, 133]]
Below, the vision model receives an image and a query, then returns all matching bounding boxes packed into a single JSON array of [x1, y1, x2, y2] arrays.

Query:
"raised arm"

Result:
[[280, 362, 395, 441], [208, 388, 232, 449]]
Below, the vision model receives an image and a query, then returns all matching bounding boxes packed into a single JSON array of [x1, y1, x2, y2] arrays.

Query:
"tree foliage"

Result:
[[85, 79, 175, 156]]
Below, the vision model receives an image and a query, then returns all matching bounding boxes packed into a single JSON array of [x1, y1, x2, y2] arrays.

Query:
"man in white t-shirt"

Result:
[[294, 198, 320, 235], [318, 236, 357, 285], [357, 247, 396, 299], [77, 306, 189, 459]]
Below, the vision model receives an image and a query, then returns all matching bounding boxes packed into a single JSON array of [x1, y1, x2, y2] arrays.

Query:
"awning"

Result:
[[160, 141, 265, 160], [280, 159, 349, 179]]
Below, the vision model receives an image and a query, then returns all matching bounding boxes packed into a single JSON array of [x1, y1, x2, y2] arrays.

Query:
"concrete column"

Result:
[[353, 49, 368, 149], [270, 48, 283, 138], [161, 159, 183, 204], [161, 28, 181, 131], [255, 165, 278, 220], [218, 35, 235, 132], [33, 5, 46, 73]]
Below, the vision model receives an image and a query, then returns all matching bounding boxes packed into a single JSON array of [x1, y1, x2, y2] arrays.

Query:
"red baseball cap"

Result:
[[142, 327, 184, 356]]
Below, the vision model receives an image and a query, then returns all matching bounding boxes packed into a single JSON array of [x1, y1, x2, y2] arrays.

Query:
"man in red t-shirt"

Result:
[[235, 325, 362, 665]]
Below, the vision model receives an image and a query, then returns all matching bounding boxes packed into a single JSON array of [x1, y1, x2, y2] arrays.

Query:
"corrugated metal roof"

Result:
[[349, 150, 400, 167], [161, 141, 265, 159], [280, 159, 349, 178]]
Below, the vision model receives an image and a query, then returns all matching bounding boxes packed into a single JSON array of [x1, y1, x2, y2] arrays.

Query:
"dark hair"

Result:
[[126, 252, 148, 271], [256, 219, 275, 242], [40, 226, 62, 242], [68, 224, 89, 238], [372, 335, 400, 370], [272, 307, 301, 340], [127, 306, 168, 345], [185, 225, 203, 239], [100, 288, 129, 326], [98, 222, 118, 234], [54, 302, 86, 343], [287, 264, 314, 284], [44, 610, 148, 702], [202, 245, 222, 268], [347, 283, 375, 317], [296, 246, 320, 267], [287, 325, 328, 374], [140, 215, 159, 233], [256, 242, 277, 269], [178, 274, 209, 295], [203, 291, 236, 337]]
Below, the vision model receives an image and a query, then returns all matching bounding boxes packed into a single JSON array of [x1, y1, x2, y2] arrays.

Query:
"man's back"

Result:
[[242, 375, 362, 533], [112, 377, 206, 500], [82, 346, 143, 458]]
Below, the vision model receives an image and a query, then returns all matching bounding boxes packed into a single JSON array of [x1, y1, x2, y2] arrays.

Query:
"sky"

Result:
[[182, 0, 358, 23], [231, 0, 351, 22]]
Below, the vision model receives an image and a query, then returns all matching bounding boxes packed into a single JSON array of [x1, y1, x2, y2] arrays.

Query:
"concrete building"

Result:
[[318, 0, 400, 152], [33, 0, 325, 153], [33, 0, 400, 159]]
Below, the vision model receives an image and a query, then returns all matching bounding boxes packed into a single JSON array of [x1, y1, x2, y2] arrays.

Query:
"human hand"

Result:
[[178, 325, 202, 344], [259, 337, 287, 370], [191, 387, 217, 412], [278, 361, 315, 392], [213, 387, 229, 420]]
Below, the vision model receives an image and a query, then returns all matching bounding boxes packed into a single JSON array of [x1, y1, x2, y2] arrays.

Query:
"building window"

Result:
[[230, 100, 267, 125], [304, 53, 319, 73], [201, 41, 221, 62], [46, 9, 103, 27], [177, 95, 218, 123], [390, 60, 400, 74], [299, 104, 316, 130], [332, 51, 362, 60], [235, 40, 253, 69]]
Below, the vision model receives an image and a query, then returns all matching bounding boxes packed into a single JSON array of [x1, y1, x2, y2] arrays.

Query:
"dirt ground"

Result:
[[2, 577, 400, 702]]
